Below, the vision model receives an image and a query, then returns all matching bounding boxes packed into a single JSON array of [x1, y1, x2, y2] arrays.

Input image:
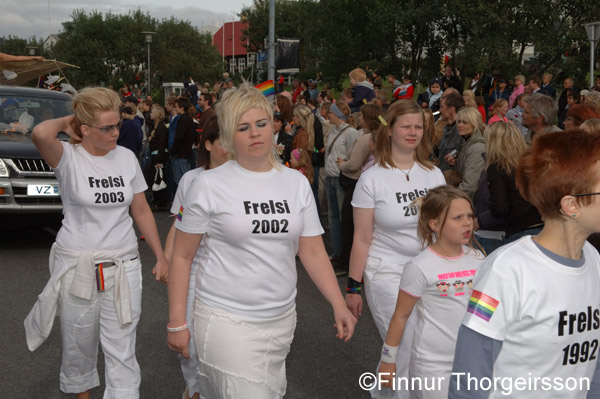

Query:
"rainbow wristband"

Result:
[[346, 286, 362, 294]]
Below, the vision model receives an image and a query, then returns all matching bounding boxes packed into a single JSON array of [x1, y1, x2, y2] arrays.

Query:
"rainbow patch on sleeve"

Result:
[[467, 290, 499, 322], [177, 205, 184, 222]]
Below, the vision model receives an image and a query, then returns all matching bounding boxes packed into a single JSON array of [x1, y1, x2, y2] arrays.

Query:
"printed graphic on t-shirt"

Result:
[[434, 269, 476, 297], [558, 306, 600, 366], [395, 188, 430, 217], [467, 290, 500, 322], [243, 200, 291, 235], [177, 206, 183, 221], [87, 175, 126, 204]]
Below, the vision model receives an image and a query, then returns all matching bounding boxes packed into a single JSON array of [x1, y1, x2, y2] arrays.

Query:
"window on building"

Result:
[[238, 58, 246, 72]]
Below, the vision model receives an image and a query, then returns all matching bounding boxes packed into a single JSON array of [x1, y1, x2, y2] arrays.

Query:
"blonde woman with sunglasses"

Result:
[[26, 87, 168, 399]]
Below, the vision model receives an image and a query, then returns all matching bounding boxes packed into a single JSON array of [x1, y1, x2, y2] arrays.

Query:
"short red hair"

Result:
[[567, 104, 600, 127], [516, 129, 600, 220]]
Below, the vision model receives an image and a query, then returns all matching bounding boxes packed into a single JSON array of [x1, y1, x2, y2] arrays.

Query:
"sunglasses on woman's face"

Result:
[[86, 120, 123, 133]]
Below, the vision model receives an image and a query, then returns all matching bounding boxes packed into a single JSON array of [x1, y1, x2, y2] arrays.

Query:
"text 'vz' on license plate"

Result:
[[27, 184, 60, 196]]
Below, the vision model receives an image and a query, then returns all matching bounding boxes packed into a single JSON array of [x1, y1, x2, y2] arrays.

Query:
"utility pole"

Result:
[[267, 0, 275, 81]]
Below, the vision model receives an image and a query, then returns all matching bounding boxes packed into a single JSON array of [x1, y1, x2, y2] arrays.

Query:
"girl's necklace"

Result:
[[399, 162, 415, 181]]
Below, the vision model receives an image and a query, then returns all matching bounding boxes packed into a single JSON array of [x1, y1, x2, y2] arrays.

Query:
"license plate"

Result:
[[27, 184, 60, 196]]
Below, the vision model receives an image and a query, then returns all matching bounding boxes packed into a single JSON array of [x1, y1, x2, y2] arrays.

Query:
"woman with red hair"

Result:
[[450, 130, 600, 397], [564, 104, 600, 130]]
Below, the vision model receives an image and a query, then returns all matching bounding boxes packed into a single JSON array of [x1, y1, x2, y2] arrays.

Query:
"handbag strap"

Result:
[[327, 125, 351, 155]]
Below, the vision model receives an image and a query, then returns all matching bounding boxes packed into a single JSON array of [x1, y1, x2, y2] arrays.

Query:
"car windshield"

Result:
[[0, 94, 73, 142]]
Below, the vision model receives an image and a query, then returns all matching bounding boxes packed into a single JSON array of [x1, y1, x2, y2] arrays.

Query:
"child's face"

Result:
[[430, 84, 441, 94], [350, 76, 358, 86], [290, 156, 299, 168], [432, 198, 474, 247]]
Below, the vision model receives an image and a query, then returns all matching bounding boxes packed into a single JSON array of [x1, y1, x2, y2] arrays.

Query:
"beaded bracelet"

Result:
[[346, 286, 362, 294], [167, 322, 188, 333]]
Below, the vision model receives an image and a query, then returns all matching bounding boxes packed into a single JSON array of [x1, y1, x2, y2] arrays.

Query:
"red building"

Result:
[[213, 21, 255, 74]]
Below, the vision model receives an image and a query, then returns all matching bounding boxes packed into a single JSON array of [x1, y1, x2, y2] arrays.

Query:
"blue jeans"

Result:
[[325, 176, 344, 259], [172, 158, 192, 186]]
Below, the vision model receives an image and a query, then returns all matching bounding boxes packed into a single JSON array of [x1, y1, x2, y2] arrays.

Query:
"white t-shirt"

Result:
[[462, 236, 600, 398], [401, 246, 484, 365], [175, 160, 324, 318], [54, 142, 147, 252], [351, 163, 446, 262], [171, 167, 206, 270]]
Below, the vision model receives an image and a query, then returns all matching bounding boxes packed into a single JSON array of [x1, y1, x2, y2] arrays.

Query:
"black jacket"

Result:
[[171, 113, 196, 159]]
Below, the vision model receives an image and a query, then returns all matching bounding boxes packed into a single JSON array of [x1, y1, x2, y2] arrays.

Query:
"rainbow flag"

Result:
[[177, 205, 184, 222], [467, 290, 499, 322], [256, 80, 275, 99]]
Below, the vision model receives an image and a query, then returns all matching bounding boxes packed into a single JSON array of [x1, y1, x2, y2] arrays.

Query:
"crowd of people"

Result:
[[23, 62, 600, 399]]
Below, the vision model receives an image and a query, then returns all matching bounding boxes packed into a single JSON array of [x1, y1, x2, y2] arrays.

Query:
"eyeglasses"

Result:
[[570, 192, 600, 197], [86, 120, 122, 133]]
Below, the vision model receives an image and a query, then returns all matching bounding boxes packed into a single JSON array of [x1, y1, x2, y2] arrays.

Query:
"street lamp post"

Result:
[[142, 31, 156, 98], [584, 22, 600, 88]]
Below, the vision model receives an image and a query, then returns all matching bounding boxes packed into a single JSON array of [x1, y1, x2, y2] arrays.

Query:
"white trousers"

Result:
[[193, 301, 296, 399], [58, 259, 142, 399], [180, 262, 201, 395], [364, 256, 417, 399]]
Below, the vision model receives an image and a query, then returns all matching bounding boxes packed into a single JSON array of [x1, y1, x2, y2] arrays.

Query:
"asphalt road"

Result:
[[1, 211, 383, 398]]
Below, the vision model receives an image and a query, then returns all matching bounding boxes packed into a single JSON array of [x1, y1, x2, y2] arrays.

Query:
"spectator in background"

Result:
[[522, 93, 561, 145], [558, 88, 580, 129], [508, 74, 525, 108], [558, 77, 577, 117], [147, 104, 169, 208], [274, 111, 293, 165], [487, 99, 509, 126], [393, 75, 414, 101], [291, 78, 302, 103], [528, 77, 542, 94], [276, 93, 294, 125], [170, 98, 196, 185], [539, 72, 556, 98], [489, 79, 511, 106], [417, 78, 443, 114], [387, 74, 401, 90], [436, 92, 465, 171], [196, 92, 215, 134], [454, 107, 487, 199], [348, 68, 376, 113], [564, 104, 600, 131], [441, 65, 463, 94], [185, 76, 199, 105], [374, 89, 390, 113], [506, 93, 530, 138], [308, 80, 319, 101], [277, 74, 285, 93], [118, 105, 143, 156], [468, 72, 482, 93]]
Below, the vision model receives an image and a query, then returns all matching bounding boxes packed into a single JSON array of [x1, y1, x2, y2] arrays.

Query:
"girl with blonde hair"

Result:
[[291, 104, 315, 153], [487, 99, 509, 125]]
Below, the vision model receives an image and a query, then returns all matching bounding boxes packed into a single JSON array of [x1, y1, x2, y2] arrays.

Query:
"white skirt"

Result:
[[193, 300, 297, 399]]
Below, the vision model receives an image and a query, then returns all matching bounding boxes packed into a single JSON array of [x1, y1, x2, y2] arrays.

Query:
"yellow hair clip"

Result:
[[378, 115, 388, 126]]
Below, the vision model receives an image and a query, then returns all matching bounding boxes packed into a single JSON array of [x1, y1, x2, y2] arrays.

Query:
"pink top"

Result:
[[487, 114, 509, 126], [508, 84, 524, 108]]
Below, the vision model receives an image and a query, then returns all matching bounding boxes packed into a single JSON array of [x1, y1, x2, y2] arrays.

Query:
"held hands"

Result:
[[152, 257, 169, 283], [167, 327, 191, 359], [345, 292, 363, 318], [378, 361, 397, 388], [333, 304, 357, 342]]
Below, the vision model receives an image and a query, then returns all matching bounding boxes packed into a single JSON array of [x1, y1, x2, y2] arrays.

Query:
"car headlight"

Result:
[[0, 159, 9, 177]]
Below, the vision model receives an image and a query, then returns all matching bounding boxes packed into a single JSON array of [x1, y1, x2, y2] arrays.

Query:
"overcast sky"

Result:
[[1, 0, 250, 39]]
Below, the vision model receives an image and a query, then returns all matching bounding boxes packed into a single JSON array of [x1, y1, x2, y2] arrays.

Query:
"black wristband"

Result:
[[347, 277, 362, 289]]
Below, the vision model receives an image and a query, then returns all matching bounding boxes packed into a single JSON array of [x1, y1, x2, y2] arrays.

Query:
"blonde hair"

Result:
[[416, 185, 482, 253], [216, 83, 280, 168], [71, 87, 121, 144], [349, 68, 366, 82], [515, 75, 526, 85], [490, 99, 508, 116], [485, 121, 527, 174], [456, 107, 485, 136], [292, 148, 314, 184], [581, 118, 600, 133], [293, 104, 315, 151], [151, 104, 165, 121], [375, 100, 434, 170]]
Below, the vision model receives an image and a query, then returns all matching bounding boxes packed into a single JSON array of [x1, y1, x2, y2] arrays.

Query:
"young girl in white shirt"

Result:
[[379, 185, 484, 399]]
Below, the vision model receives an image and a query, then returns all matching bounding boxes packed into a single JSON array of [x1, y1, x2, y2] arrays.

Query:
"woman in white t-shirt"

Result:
[[379, 185, 484, 398], [27, 87, 168, 399], [449, 130, 600, 398], [166, 84, 356, 399], [163, 116, 228, 399], [345, 99, 445, 399]]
